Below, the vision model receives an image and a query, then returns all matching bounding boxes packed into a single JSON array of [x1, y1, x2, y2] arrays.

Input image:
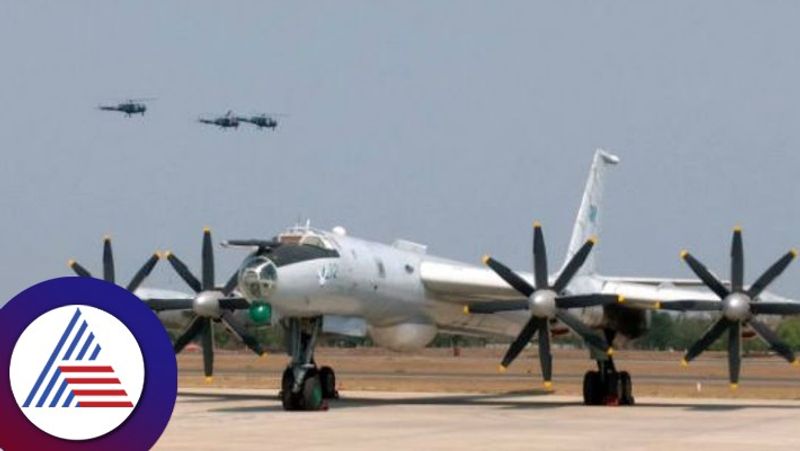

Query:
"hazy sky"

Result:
[[1, 1, 800, 303]]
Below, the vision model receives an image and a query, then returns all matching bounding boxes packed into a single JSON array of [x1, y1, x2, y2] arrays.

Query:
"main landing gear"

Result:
[[582, 330, 634, 406], [280, 317, 339, 411]]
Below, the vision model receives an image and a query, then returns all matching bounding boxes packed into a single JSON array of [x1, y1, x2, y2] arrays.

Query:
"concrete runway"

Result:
[[155, 388, 800, 450]]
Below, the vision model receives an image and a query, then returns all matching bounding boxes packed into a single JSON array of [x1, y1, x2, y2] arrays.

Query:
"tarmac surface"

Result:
[[155, 388, 800, 450]]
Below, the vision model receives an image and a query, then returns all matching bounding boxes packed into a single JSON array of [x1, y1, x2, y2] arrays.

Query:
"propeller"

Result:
[[68, 235, 160, 292], [662, 227, 799, 388], [150, 227, 264, 381], [470, 222, 622, 388]]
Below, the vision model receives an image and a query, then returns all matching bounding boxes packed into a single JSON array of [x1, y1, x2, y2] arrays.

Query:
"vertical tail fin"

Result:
[[563, 149, 619, 275]]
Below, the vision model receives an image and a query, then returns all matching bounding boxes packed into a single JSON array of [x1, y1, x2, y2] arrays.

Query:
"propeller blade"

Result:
[[657, 300, 721, 312], [165, 252, 202, 293], [555, 311, 609, 354], [126, 252, 160, 292], [219, 297, 250, 310], [201, 319, 214, 378], [532, 223, 549, 289], [750, 302, 800, 315], [144, 298, 194, 311], [680, 251, 730, 299], [202, 228, 215, 291], [501, 317, 540, 368], [173, 316, 206, 354], [555, 294, 620, 309], [68, 260, 93, 278], [748, 318, 797, 363], [537, 318, 552, 385], [683, 317, 730, 363], [731, 228, 744, 292], [103, 236, 115, 283], [728, 321, 741, 386], [483, 256, 535, 298], [747, 250, 797, 299], [222, 270, 239, 296], [464, 300, 529, 314], [552, 238, 596, 293], [221, 311, 265, 356]]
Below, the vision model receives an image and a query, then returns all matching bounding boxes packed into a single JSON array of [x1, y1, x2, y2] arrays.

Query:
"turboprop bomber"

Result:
[[70, 150, 800, 411]]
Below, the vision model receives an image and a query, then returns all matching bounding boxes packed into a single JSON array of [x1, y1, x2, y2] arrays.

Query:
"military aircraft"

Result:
[[97, 99, 152, 116], [69, 150, 800, 411], [197, 111, 240, 129], [239, 114, 279, 130]]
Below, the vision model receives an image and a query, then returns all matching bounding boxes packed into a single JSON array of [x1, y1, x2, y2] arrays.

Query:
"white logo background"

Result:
[[9, 305, 145, 441]]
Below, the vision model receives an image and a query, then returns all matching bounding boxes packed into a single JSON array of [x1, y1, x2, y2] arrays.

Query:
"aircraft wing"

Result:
[[421, 259, 797, 310], [597, 275, 800, 308], [420, 259, 529, 302], [421, 259, 720, 311]]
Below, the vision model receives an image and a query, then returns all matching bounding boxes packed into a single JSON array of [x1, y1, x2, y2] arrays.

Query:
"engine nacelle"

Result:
[[368, 322, 438, 352]]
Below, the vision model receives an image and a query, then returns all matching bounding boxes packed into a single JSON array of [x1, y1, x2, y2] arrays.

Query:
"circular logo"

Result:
[[9, 305, 145, 440], [0, 277, 177, 450]]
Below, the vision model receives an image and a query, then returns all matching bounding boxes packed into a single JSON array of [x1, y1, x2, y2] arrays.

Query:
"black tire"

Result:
[[605, 372, 620, 401], [583, 371, 603, 405], [281, 367, 299, 411], [619, 371, 634, 406], [319, 366, 337, 399], [301, 374, 324, 410]]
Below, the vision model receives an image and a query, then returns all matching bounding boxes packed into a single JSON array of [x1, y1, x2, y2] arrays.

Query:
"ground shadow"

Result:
[[180, 389, 800, 413]]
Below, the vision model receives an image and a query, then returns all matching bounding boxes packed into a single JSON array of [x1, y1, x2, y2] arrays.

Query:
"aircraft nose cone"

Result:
[[722, 292, 751, 321], [237, 255, 278, 301]]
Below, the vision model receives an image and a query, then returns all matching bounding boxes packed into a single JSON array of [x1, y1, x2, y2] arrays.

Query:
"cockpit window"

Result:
[[278, 229, 335, 250], [299, 235, 326, 248], [260, 243, 339, 267]]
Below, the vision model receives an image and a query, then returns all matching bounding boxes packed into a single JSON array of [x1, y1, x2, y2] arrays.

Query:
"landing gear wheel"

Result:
[[300, 373, 324, 410], [281, 367, 325, 411], [619, 371, 634, 405], [604, 372, 621, 405], [582, 371, 603, 405], [319, 366, 338, 399], [281, 367, 300, 411]]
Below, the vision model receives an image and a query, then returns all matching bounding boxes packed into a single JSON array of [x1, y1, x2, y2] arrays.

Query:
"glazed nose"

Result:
[[237, 255, 278, 301]]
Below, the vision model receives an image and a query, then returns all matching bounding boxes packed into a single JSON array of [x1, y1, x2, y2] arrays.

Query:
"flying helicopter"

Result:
[[97, 98, 154, 116], [239, 113, 281, 130], [197, 110, 240, 129]]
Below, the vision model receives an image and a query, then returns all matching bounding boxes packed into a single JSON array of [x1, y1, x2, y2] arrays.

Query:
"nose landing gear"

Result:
[[582, 354, 634, 406], [279, 317, 339, 411]]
